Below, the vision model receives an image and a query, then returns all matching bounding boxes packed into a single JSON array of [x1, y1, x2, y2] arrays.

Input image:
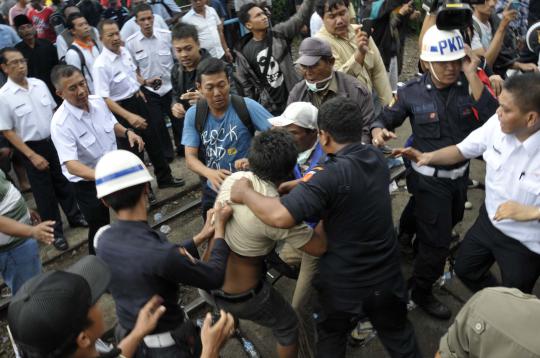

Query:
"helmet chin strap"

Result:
[[428, 62, 442, 83]]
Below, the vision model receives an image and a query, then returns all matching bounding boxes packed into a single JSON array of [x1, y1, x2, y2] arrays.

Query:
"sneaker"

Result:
[[350, 320, 376, 345], [464, 201, 473, 210], [468, 179, 480, 188]]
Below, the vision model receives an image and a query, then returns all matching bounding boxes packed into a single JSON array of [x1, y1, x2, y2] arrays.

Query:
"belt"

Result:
[[118, 91, 139, 104], [411, 161, 469, 180], [212, 280, 265, 303], [143, 331, 176, 348]]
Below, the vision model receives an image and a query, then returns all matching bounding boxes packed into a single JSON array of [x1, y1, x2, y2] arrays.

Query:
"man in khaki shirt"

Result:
[[314, 0, 393, 108], [438, 287, 540, 358]]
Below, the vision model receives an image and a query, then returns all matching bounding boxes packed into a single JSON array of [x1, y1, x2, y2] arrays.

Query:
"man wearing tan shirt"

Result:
[[314, 0, 393, 108]]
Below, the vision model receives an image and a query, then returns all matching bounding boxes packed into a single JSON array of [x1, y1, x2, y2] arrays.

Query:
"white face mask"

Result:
[[306, 74, 333, 93], [297, 141, 318, 166]]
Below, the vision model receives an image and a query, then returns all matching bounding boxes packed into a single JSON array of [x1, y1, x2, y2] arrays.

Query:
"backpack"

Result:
[[60, 45, 94, 82], [194, 95, 254, 171]]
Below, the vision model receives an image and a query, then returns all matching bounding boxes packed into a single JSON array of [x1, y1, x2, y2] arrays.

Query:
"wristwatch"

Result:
[[125, 128, 134, 138]]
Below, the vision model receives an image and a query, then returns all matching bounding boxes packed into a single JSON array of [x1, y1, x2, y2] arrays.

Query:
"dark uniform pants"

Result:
[[406, 170, 468, 292], [16, 138, 80, 237], [117, 94, 173, 184], [314, 274, 422, 358], [455, 204, 540, 294], [72, 180, 110, 255], [141, 88, 182, 159]]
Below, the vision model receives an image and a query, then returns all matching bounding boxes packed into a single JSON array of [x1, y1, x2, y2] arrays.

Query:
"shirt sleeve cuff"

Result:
[[181, 239, 200, 259]]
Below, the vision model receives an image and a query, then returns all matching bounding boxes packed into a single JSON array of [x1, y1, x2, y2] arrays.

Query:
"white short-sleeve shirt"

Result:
[[0, 78, 56, 141], [182, 6, 224, 59], [93, 46, 140, 101], [64, 41, 101, 94], [50, 96, 118, 182], [125, 28, 174, 96], [457, 114, 540, 253], [120, 14, 168, 42], [149, 0, 180, 22]]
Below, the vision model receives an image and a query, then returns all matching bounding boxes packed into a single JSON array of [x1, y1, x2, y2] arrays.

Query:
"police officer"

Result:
[[125, 3, 178, 163], [92, 19, 184, 190], [230, 97, 422, 358], [94, 150, 232, 357], [0, 47, 86, 251], [370, 26, 499, 319], [50, 64, 144, 255]]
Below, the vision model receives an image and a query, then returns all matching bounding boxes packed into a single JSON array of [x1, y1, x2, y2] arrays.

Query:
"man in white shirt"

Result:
[[182, 0, 232, 62], [93, 18, 185, 189], [126, 4, 180, 162], [120, 0, 168, 41], [398, 72, 540, 294], [50, 64, 144, 254], [0, 47, 85, 252], [64, 13, 101, 93]]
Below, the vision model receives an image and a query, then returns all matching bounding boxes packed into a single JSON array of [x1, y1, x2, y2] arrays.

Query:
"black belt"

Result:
[[212, 280, 265, 303]]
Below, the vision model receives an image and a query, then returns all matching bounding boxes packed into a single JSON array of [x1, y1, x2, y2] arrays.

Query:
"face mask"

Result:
[[297, 141, 318, 166], [306, 74, 333, 93]]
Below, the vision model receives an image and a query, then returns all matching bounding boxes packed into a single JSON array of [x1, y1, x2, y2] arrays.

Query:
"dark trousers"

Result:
[[455, 204, 540, 294], [399, 196, 417, 236], [117, 94, 173, 184], [406, 171, 468, 293], [141, 88, 183, 159], [72, 180, 109, 255], [315, 274, 422, 358], [16, 138, 80, 237], [201, 184, 217, 221]]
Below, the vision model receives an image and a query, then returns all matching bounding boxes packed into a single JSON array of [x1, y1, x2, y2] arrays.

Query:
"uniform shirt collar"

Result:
[[102, 46, 121, 62], [138, 29, 156, 40], [64, 98, 89, 120], [521, 129, 540, 158], [319, 24, 355, 42], [6, 77, 39, 94]]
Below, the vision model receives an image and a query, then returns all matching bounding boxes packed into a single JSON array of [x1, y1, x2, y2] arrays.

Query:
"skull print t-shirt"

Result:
[[243, 38, 288, 112]]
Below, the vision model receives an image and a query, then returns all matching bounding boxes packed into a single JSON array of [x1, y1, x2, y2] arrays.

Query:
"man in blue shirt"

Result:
[[182, 57, 271, 218], [0, 23, 20, 49]]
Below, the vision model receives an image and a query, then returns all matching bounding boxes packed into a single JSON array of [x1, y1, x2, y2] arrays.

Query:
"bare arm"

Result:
[[397, 145, 466, 166], [299, 221, 327, 256], [65, 160, 96, 181], [185, 146, 212, 178], [230, 178, 296, 228], [0, 215, 54, 244]]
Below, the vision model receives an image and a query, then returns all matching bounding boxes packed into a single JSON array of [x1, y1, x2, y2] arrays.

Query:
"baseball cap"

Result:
[[295, 37, 333, 67], [269, 102, 318, 130], [13, 15, 32, 29], [8, 256, 111, 356]]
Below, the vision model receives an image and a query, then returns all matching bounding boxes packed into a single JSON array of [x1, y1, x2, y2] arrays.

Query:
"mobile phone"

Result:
[[510, 0, 521, 10], [361, 18, 374, 38], [152, 78, 162, 90]]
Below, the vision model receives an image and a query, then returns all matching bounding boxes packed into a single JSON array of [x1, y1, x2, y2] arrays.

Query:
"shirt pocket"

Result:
[[78, 131, 96, 149], [40, 95, 52, 107], [113, 71, 127, 83], [14, 103, 32, 118], [158, 48, 173, 67], [413, 111, 441, 139], [134, 50, 149, 68], [518, 177, 540, 206]]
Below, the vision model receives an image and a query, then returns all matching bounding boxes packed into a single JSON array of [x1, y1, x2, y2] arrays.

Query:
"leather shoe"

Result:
[[158, 177, 185, 189], [53, 237, 69, 251], [69, 217, 88, 228], [411, 289, 451, 320]]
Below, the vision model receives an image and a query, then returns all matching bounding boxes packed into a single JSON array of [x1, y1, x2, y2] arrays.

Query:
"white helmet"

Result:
[[95, 150, 153, 199], [420, 26, 466, 62]]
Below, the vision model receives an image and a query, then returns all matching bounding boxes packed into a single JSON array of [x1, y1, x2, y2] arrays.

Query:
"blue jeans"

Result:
[[0, 239, 41, 294]]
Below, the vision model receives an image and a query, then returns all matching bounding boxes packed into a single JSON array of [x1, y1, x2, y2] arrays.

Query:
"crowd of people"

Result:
[[0, 0, 539, 356]]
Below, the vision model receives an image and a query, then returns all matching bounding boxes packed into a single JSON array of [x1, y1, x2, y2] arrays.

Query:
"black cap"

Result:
[[8, 256, 111, 356], [13, 15, 32, 29]]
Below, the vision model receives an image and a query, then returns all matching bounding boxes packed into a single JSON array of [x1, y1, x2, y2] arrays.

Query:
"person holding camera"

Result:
[[371, 26, 499, 320]]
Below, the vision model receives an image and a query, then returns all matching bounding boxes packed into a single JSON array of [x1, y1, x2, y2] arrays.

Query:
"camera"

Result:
[[422, 0, 485, 30]]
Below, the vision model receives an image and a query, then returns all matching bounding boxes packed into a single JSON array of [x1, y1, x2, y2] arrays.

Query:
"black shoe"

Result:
[[411, 289, 451, 320], [53, 237, 69, 251], [158, 177, 185, 189], [69, 217, 88, 228]]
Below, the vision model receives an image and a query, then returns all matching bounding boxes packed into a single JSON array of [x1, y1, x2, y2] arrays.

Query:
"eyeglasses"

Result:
[[6, 58, 27, 66]]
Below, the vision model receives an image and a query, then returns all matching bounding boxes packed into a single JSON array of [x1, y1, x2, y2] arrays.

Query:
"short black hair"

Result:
[[315, 0, 349, 18], [248, 129, 298, 183], [97, 18, 118, 35], [50, 64, 84, 90], [238, 3, 259, 25], [102, 183, 146, 211], [171, 22, 199, 43], [134, 3, 153, 19], [0, 47, 21, 65], [66, 13, 85, 29], [196, 57, 227, 83], [318, 97, 363, 144], [503, 72, 540, 115]]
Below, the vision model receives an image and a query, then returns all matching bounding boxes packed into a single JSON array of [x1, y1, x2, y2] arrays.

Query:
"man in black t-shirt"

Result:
[[229, 97, 422, 358]]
